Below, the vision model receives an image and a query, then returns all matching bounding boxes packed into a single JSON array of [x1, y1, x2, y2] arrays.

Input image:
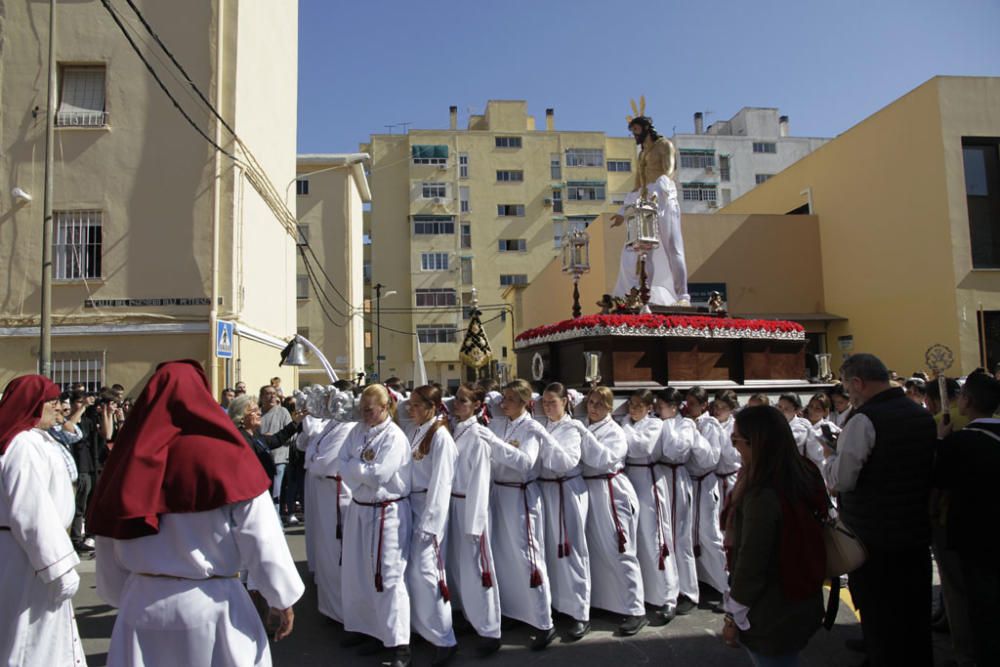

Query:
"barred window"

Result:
[[460, 223, 471, 249], [495, 136, 522, 148], [57, 66, 107, 127], [680, 184, 718, 202], [679, 151, 715, 169], [567, 183, 605, 200], [459, 153, 469, 178], [496, 170, 524, 182], [500, 274, 528, 286], [413, 216, 455, 235], [752, 142, 777, 154], [607, 160, 632, 172], [551, 189, 563, 213], [422, 182, 447, 198], [420, 252, 449, 271], [50, 351, 105, 392], [550, 154, 562, 179], [54, 210, 103, 280]]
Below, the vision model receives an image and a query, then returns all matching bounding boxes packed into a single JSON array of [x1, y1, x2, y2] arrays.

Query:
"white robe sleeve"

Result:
[[418, 429, 457, 540], [465, 432, 492, 538], [481, 425, 539, 474], [689, 425, 721, 470], [230, 492, 305, 610], [341, 426, 407, 489], [95, 536, 129, 608], [660, 418, 692, 463], [2, 434, 79, 584], [577, 420, 627, 469], [536, 422, 581, 475], [623, 418, 662, 458]]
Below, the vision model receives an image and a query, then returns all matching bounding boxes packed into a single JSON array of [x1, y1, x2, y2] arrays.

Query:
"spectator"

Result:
[[281, 395, 305, 525], [228, 395, 302, 485], [821, 353, 936, 667], [904, 378, 927, 406], [234, 381, 247, 396], [925, 377, 967, 431], [746, 393, 770, 408], [259, 385, 294, 518], [220, 387, 235, 409], [721, 405, 828, 666], [271, 376, 285, 399], [71, 389, 106, 551], [48, 392, 82, 487], [935, 373, 1000, 665]]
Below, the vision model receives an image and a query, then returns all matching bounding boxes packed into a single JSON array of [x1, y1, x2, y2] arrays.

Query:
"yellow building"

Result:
[[515, 76, 1000, 379], [364, 101, 638, 390], [0, 0, 300, 395], [295, 154, 370, 385]]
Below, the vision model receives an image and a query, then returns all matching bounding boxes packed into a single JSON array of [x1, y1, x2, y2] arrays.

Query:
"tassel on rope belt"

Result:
[[716, 470, 739, 529], [538, 474, 582, 559], [659, 462, 684, 552], [449, 491, 494, 588], [325, 475, 345, 539], [626, 462, 669, 569], [494, 480, 543, 587], [689, 471, 715, 558], [353, 495, 409, 592], [583, 469, 628, 553]]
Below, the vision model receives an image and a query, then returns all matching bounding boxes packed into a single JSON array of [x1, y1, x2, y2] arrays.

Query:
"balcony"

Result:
[[56, 111, 109, 128]]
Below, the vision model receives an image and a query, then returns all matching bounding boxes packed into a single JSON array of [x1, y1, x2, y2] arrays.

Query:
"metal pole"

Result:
[[375, 282, 383, 381], [39, 0, 57, 377]]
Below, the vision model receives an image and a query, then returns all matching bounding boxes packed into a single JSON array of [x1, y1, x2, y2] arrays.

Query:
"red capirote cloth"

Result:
[[0, 375, 61, 455], [87, 359, 270, 539]]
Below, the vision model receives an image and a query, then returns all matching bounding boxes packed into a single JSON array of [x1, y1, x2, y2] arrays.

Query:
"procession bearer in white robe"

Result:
[[580, 386, 647, 635], [337, 384, 413, 667], [683, 386, 729, 598], [89, 360, 304, 667], [403, 386, 458, 666], [654, 388, 711, 614], [778, 393, 826, 468], [0, 375, 86, 667], [621, 388, 679, 625], [447, 384, 501, 656], [296, 385, 331, 572], [309, 385, 357, 624], [712, 390, 743, 536], [536, 383, 592, 640], [482, 379, 557, 650]]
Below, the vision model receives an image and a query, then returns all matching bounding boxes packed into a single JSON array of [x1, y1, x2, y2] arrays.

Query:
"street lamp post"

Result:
[[39, 0, 57, 377], [375, 282, 383, 381]]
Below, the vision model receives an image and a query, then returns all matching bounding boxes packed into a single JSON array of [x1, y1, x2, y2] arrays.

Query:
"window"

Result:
[[550, 154, 562, 179], [496, 170, 524, 182], [755, 173, 774, 185], [420, 252, 450, 271], [500, 274, 528, 287], [963, 138, 1000, 268], [551, 189, 563, 213], [297, 274, 310, 299], [295, 179, 310, 196], [460, 223, 471, 249], [296, 224, 310, 245], [567, 182, 606, 200], [459, 153, 469, 178], [497, 204, 525, 217], [422, 182, 447, 199], [610, 192, 627, 205], [567, 215, 596, 232], [553, 220, 565, 248], [565, 148, 603, 167], [460, 186, 470, 213], [495, 136, 522, 148], [363, 261, 372, 283], [417, 325, 457, 344], [364, 331, 372, 348], [679, 150, 715, 169], [680, 183, 718, 202], [719, 155, 731, 182], [412, 144, 449, 165], [57, 66, 107, 127], [415, 288, 457, 307], [460, 257, 473, 284], [54, 210, 102, 280], [51, 351, 105, 391], [413, 215, 455, 235], [498, 239, 527, 252], [607, 159, 632, 172], [752, 142, 777, 154]]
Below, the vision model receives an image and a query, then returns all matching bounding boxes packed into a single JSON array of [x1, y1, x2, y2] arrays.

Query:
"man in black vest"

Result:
[[821, 353, 935, 667]]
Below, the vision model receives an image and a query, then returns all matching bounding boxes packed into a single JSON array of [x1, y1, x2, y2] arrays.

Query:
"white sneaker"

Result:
[[287, 515, 300, 526], [82, 537, 96, 549]]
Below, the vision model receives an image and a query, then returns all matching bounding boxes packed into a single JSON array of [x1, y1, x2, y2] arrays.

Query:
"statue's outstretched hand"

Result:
[[610, 214, 624, 227]]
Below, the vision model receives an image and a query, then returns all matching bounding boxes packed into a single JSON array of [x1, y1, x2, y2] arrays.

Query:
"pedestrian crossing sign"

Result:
[[216, 320, 234, 359]]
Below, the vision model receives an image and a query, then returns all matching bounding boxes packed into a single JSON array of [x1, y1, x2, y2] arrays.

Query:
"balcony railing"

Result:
[[56, 111, 109, 128]]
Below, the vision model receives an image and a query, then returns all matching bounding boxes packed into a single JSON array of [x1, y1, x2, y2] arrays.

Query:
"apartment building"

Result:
[[0, 0, 299, 395], [364, 101, 637, 389]]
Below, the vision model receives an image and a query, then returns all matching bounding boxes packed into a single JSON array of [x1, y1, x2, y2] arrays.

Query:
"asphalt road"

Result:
[[72, 524, 943, 667]]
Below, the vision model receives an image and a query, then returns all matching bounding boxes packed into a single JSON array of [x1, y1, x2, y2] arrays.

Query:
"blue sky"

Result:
[[297, 0, 1000, 152]]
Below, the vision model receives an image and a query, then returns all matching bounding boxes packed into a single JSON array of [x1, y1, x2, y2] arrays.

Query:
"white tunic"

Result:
[[623, 415, 679, 608], [659, 415, 706, 603], [791, 416, 827, 468], [0, 429, 85, 667], [337, 418, 412, 647], [690, 413, 729, 594], [581, 416, 645, 616], [310, 419, 356, 622], [715, 416, 742, 515], [484, 412, 553, 630], [536, 414, 590, 622], [447, 417, 500, 639], [297, 415, 329, 572], [406, 421, 458, 647], [96, 491, 304, 667]]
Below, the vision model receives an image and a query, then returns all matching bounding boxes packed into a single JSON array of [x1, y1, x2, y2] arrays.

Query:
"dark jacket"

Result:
[[729, 487, 824, 656], [839, 387, 936, 551], [241, 420, 300, 482]]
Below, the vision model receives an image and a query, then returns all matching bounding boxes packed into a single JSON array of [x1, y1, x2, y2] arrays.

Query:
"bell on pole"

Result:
[[279, 336, 309, 367]]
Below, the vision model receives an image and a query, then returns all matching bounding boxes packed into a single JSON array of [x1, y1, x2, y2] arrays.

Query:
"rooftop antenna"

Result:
[[398, 122, 412, 133], [384, 124, 396, 135]]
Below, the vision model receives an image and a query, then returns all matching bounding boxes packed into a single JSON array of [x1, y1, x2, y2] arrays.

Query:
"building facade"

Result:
[[672, 108, 829, 212], [295, 154, 370, 385], [0, 0, 300, 396], [363, 101, 637, 390]]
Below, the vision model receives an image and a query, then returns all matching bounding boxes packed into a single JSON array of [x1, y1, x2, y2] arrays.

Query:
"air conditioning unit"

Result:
[[543, 198, 552, 206], [707, 200, 718, 208], [433, 197, 445, 205]]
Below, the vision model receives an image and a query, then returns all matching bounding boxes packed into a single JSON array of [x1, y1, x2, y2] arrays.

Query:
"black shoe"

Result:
[[567, 619, 590, 640], [390, 645, 411, 667], [711, 601, 726, 614], [476, 637, 502, 656], [357, 638, 382, 655], [675, 596, 696, 615], [619, 614, 648, 636], [650, 605, 676, 626], [531, 626, 557, 650], [845, 638, 866, 653], [339, 632, 368, 648], [432, 645, 457, 666]]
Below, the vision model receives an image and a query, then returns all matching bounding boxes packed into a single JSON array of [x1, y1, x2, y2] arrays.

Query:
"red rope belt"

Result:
[[539, 474, 581, 558], [660, 463, 683, 552], [325, 475, 344, 539], [690, 472, 714, 558], [626, 463, 669, 569], [716, 471, 738, 529], [450, 492, 494, 588], [353, 496, 408, 592], [495, 481, 542, 587], [583, 469, 627, 553]]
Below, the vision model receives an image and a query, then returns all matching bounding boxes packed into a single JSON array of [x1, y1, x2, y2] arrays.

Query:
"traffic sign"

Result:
[[216, 320, 234, 359]]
